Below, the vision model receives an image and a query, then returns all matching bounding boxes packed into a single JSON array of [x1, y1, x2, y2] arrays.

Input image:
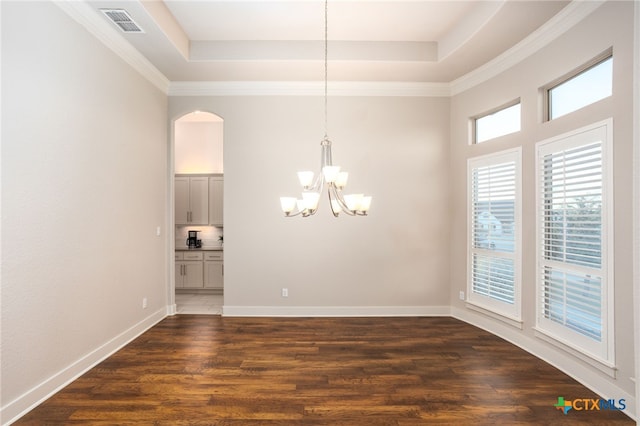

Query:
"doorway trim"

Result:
[[167, 110, 224, 315]]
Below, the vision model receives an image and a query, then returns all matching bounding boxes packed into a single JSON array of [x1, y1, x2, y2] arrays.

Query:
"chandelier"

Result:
[[279, 0, 372, 218]]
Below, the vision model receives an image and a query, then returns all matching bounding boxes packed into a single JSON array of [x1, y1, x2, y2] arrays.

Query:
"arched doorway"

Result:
[[173, 111, 224, 314]]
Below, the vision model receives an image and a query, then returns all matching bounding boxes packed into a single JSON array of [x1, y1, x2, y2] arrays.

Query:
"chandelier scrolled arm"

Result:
[[279, 0, 372, 218], [280, 136, 371, 218]]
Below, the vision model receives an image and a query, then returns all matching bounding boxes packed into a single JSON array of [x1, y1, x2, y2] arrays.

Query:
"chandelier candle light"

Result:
[[279, 0, 372, 218]]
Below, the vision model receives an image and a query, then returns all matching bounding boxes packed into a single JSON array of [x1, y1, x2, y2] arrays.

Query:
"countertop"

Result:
[[175, 247, 223, 251]]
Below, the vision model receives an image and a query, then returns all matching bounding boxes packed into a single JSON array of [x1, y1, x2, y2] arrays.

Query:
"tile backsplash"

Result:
[[176, 226, 223, 248]]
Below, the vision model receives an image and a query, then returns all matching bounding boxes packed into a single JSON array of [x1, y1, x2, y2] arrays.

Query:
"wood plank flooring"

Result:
[[15, 316, 634, 425]]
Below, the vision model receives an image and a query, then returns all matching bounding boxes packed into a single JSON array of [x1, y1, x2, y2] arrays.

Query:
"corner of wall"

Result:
[[0, 309, 167, 425]]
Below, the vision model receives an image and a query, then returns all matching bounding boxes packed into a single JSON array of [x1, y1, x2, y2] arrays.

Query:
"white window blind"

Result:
[[536, 120, 612, 363], [542, 142, 603, 270], [468, 149, 521, 320]]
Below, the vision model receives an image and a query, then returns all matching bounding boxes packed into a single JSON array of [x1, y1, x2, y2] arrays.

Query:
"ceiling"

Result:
[[84, 0, 571, 84]]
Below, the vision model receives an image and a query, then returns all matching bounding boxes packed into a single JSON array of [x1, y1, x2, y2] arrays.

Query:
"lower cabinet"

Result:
[[176, 250, 223, 290], [204, 251, 224, 289], [175, 251, 204, 289], [176, 262, 203, 288]]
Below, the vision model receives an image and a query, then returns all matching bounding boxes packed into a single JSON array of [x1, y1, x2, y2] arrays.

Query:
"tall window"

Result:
[[536, 120, 613, 363], [468, 149, 521, 320]]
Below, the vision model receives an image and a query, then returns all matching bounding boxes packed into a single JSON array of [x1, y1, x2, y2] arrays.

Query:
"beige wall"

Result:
[[175, 120, 224, 174], [1, 1, 168, 421], [634, 2, 640, 421], [449, 0, 635, 408], [1, 0, 638, 423], [169, 95, 451, 314]]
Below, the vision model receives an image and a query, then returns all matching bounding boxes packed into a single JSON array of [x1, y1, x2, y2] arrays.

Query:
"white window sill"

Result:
[[533, 327, 617, 378], [465, 301, 523, 330]]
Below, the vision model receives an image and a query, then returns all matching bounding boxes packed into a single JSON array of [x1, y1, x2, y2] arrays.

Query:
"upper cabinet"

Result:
[[209, 176, 224, 226], [175, 176, 209, 225], [175, 174, 223, 226]]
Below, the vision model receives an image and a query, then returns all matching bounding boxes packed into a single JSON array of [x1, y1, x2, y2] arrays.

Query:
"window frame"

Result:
[[542, 49, 613, 121], [534, 119, 614, 366], [471, 99, 521, 145], [467, 148, 522, 322]]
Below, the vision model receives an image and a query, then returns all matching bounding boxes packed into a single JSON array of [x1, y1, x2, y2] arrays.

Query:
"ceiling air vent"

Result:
[[101, 9, 144, 33]]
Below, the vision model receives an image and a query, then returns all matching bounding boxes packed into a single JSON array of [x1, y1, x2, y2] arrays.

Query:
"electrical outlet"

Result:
[[142, 297, 148, 309], [459, 291, 465, 301], [281, 288, 288, 298], [156, 226, 161, 236]]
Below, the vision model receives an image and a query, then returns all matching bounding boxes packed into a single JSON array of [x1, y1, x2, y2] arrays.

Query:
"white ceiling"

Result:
[[85, 0, 571, 84]]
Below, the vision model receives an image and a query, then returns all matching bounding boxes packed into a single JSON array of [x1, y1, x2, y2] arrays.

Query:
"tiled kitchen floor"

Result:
[[175, 293, 223, 315]]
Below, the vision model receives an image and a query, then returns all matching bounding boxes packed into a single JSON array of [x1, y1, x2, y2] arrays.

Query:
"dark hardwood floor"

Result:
[[15, 316, 634, 425]]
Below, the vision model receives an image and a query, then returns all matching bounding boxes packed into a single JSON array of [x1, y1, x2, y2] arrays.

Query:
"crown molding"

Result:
[[54, 0, 170, 94], [168, 1, 604, 97], [450, 0, 606, 96], [56, 0, 602, 98], [168, 81, 451, 97]]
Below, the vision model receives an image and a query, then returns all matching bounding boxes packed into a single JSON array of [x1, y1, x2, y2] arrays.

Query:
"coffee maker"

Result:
[[186, 230, 201, 248]]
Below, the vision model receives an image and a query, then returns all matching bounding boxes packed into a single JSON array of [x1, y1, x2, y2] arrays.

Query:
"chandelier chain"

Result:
[[279, 0, 372, 218], [324, 0, 328, 139]]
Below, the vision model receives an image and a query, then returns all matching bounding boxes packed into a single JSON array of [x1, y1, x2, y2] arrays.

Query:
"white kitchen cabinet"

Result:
[[175, 176, 209, 225], [208, 176, 223, 226], [174, 178, 190, 224], [204, 251, 224, 289], [181, 262, 204, 288], [175, 251, 204, 288], [176, 250, 223, 291]]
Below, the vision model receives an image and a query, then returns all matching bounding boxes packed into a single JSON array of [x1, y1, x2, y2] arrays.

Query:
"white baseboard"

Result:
[[1, 308, 167, 426], [451, 306, 636, 422], [222, 305, 451, 317], [167, 303, 177, 316]]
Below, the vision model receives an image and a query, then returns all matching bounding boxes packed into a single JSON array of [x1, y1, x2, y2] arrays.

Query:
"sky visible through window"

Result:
[[549, 57, 612, 120], [475, 103, 520, 144], [474, 56, 612, 144]]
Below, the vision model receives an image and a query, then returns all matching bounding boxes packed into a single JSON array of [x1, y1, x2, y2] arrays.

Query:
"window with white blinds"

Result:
[[536, 120, 613, 363], [468, 149, 521, 320]]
